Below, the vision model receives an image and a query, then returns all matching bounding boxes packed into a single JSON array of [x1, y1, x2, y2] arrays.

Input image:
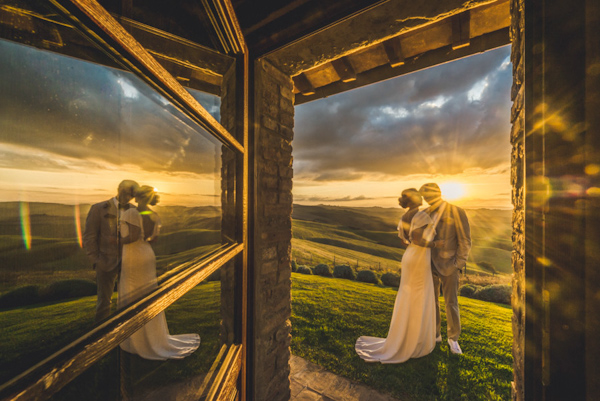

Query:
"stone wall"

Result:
[[252, 58, 294, 401], [509, 0, 525, 399]]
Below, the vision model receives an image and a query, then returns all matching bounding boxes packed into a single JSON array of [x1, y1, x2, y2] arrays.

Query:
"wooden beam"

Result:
[[451, 11, 471, 50], [201, 0, 247, 55], [295, 27, 509, 105], [206, 344, 243, 401], [116, 16, 234, 76], [382, 37, 405, 67], [330, 57, 357, 82], [292, 73, 316, 95]]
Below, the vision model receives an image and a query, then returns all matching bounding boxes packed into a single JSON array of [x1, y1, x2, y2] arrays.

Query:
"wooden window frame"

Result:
[[0, 1, 249, 400]]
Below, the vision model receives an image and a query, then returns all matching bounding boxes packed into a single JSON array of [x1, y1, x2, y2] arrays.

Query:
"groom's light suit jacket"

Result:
[[426, 201, 472, 276], [83, 199, 133, 272]]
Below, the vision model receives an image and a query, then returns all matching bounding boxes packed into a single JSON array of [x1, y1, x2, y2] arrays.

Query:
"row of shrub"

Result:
[[459, 283, 511, 305], [0, 268, 224, 310], [293, 261, 401, 288], [293, 261, 511, 305], [0, 279, 97, 309]]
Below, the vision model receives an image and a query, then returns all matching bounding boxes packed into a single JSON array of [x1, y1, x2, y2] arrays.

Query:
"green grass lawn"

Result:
[[0, 282, 222, 397], [1, 272, 512, 400], [291, 273, 513, 400]]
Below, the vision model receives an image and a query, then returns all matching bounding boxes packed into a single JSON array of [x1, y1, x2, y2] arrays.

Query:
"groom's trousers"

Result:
[[432, 270, 461, 341], [95, 267, 119, 322]]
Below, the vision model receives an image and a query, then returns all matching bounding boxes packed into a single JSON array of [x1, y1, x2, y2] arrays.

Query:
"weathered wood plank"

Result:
[[116, 16, 233, 76], [292, 73, 316, 95], [195, 345, 229, 399], [451, 11, 471, 49], [205, 344, 242, 401], [383, 37, 405, 67], [331, 57, 357, 82]]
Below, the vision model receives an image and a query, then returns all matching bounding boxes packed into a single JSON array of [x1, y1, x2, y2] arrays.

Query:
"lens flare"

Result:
[[75, 204, 83, 248], [440, 182, 466, 201], [20, 202, 31, 250]]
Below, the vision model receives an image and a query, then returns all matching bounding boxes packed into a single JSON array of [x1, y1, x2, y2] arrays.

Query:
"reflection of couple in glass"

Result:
[[83, 180, 200, 360]]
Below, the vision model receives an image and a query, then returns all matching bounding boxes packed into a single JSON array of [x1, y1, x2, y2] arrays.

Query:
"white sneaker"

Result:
[[448, 339, 462, 354], [436, 335, 442, 343]]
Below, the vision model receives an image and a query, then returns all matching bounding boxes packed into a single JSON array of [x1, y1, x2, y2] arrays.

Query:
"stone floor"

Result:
[[290, 355, 401, 401]]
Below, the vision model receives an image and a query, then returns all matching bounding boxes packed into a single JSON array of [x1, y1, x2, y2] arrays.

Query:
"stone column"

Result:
[[252, 58, 294, 401], [509, 0, 525, 399]]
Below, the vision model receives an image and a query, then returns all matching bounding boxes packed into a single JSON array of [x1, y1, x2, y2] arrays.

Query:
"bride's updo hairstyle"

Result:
[[136, 185, 160, 206], [400, 188, 423, 208]]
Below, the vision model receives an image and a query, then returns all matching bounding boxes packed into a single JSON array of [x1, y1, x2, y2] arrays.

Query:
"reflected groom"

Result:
[[83, 180, 139, 322], [420, 183, 471, 355]]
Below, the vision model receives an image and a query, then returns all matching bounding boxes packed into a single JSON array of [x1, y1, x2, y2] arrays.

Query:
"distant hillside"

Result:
[[0, 202, 223, 292], [292, 204, 399, 232], [0, 202, 221, 237], [291, 204, 513, 275]]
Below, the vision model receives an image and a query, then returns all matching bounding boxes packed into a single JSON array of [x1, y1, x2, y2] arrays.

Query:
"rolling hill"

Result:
[[291, 204, 512, 275], [0, 202, 223, 292]]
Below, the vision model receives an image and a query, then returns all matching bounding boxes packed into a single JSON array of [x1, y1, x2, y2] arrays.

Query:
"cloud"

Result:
[[313, 170, 365, 181], [0, 40, 222, 176], [294, 45, 512, 181]]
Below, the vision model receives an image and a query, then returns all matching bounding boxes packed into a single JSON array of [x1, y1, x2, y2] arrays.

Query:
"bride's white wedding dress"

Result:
[[355, 210, 436, 363], [118, 208, 200, 360]]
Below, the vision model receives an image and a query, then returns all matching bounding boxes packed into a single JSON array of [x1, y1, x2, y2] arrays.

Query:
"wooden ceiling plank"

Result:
[[470, 0, 510, 38], [292, 73, 316, 95], [451, 11, 470, 50], [243, 0, 312, 36], [330, 57, 357, 82], [382, 37, 405, 67], [294, 26, 510, 105]]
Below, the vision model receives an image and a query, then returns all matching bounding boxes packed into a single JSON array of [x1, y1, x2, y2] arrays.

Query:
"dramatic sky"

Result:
[[294, 45, 512, 209], [0, 39, 222, 206], [0, 37, 511, 209]]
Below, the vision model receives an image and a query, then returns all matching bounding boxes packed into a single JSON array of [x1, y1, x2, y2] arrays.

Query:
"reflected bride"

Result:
[[118, 185, 200, 360]]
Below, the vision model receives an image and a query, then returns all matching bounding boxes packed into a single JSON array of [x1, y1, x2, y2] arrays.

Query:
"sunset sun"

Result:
[[440, 182, 466, 201]]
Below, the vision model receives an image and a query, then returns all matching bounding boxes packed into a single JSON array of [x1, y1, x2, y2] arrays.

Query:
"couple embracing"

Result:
[[356, 183, 471, 362], [83, 180, 200, 361]]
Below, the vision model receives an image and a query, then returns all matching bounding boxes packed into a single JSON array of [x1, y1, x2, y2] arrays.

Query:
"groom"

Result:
[[83, 180, 139, 322], [419, 183, 471, 355]]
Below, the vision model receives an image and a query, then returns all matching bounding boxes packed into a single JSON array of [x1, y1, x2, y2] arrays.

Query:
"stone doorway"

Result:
[[245, 0, 600, 399]]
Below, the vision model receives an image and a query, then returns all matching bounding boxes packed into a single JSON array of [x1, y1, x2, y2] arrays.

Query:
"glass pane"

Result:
[[0, 0, 125, 70], [0, 0, 236, 388], [51, 349, 120, 401], [119, 280, 223, 400], [50, 278, 224, 401]]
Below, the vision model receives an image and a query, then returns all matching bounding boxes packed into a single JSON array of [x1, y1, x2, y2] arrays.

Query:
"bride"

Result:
[[355, 188, 442, 363], [118, 185, 200, 360]]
